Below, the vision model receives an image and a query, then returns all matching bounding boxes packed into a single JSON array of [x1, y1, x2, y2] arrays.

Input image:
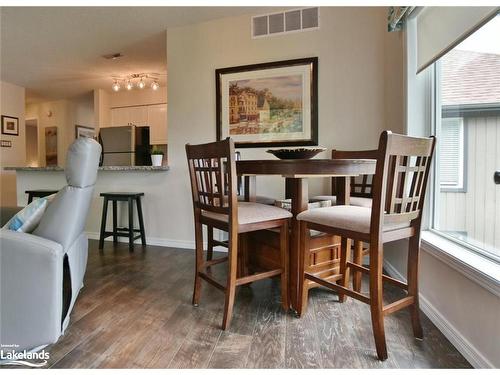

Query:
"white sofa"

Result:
[[0, 137, 101, 351]]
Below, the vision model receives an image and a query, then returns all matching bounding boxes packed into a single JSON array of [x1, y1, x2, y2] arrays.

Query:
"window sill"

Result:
[[421, 230, 500, 298]]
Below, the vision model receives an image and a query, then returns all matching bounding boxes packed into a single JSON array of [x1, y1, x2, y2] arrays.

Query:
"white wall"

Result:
[[94, 89, 110, 130], [163, 6, 402, 243], [14, 7, 399, 246], [0, 81, 26, 166], [384, 240, 500, 368], [0, 81, 25, 205]]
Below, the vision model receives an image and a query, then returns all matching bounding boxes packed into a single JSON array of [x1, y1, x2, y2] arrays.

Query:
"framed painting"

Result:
[[216, 57, 318, 148], [75, 125, 96, 139], [1, 115, 19, 136]]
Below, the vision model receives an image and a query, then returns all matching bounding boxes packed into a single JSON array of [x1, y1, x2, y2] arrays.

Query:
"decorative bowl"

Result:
[[266, 147, 327, 160]]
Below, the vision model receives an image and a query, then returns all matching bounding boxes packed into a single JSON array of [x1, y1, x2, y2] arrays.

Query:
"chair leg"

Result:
[[207, 225, 214, 261], [128, 197, 134, 252], [112, 200, 118, 243], [222, 229, 238, 330], [297, 221, 310, 317], [353, 240, 363, 292], [237, 232, 249, 278], [279, 220, 289, 312], [369, 241, 387, 361], [407, 235, 423, 339], [135, 197, 147, 247], [98, 197, 108, 250], [337, 237, 351, 303], [192, 220, 204, 307]]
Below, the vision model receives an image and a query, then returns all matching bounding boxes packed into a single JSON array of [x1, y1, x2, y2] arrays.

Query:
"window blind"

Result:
[[416, 7, 498, 73], [440, 118, 463, 188]]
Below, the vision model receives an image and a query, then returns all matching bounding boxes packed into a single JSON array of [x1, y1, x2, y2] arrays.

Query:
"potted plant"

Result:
[[150, 146, 164, 167]]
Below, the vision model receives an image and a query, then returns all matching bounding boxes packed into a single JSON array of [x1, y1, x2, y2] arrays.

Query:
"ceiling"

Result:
[[0, 7, 272, 103]]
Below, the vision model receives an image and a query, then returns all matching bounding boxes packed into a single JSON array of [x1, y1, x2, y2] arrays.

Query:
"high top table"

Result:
[[236, 158, 377, 312]]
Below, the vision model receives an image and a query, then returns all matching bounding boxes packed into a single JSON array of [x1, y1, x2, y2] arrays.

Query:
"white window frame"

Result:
[[405, 14, 500, 295]]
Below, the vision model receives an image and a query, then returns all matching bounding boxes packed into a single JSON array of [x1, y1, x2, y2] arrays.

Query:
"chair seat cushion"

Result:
[[297, 205, 409, 234], [312, 195, 372, 208], [203, 202, 292, 225]]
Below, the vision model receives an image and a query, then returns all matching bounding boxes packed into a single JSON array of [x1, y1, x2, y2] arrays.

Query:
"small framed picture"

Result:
[[75, 125, 96, 139], [216, 57, 318, 148], [1, 115, 19, 136]]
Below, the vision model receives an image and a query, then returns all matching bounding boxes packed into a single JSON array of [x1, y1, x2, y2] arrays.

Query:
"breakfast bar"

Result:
[[3, 165, 169, 243]]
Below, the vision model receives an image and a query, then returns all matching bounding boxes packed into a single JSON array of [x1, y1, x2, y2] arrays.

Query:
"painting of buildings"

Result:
[[228, 75, 303, 135]]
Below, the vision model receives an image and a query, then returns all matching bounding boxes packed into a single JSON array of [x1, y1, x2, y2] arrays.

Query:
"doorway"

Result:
[[25, 118, 39, 166]]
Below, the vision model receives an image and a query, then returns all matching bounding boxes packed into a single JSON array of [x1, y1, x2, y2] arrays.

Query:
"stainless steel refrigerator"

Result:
[[99, 125, 151, 166]]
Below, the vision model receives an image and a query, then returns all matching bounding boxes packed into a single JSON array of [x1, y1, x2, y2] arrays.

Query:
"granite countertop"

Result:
[[3, 165, 169, 172]]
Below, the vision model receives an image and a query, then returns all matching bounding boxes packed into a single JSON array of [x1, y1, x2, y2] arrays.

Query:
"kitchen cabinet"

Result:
[[110, 107, 129, 127], [147, 104, 167, 145], [128, 106, 148, 126], [111, 106, 148, 127], [109, 104, 167, 145]]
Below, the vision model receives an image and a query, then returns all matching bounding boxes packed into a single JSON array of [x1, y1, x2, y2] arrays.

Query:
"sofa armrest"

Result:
[[0, 229, 64, 351]]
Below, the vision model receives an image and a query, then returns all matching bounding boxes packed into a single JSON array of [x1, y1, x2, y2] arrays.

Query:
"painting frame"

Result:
[[216, 57, 318, 148], [75, 125, 96, 140], [1, 115, 19, 136]]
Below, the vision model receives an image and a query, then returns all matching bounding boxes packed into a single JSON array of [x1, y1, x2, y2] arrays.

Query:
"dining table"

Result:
[[236, 158, 377, 312]]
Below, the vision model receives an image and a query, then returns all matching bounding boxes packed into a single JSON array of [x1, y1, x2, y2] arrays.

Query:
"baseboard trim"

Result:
[[85, 232, 228, 253], [86, 231, 197, 249], [383, 259, 494, 369]]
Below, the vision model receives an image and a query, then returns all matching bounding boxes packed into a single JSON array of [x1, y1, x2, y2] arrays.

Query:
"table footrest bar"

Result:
[[198, 272, 226, 291], [201, 256, 228, 269], [236, 268, 282, 286], [305, 272, 370, 304]]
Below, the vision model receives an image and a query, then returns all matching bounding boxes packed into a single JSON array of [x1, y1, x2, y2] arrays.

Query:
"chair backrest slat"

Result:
[[371, 131, 436, 233], [186, 138, 237, 217], [331, 149, 378, 198]]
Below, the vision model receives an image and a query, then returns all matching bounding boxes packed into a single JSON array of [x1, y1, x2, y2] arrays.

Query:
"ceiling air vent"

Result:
[[252, 7, 319, 38]]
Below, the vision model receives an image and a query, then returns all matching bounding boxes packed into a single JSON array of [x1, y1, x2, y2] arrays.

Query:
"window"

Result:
[[439, 117, 465, 191], [432, 15, 500, 263]]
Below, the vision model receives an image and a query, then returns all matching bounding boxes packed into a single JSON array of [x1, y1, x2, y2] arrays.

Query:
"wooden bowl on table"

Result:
[[266, 148, 327, 160]]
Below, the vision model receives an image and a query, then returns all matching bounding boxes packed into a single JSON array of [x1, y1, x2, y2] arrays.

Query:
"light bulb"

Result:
[[112, 81, 120, 92], [126, 80, 133, 90], [151, 81, 159, 90], [138, 79, 145, 89]]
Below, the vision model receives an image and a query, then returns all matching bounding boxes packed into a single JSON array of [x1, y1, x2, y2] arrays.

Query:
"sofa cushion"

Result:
[[3, 195, 55, 233], [203, 202, 292, 225]]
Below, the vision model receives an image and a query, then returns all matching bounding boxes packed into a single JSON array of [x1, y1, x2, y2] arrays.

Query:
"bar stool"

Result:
[[25, 189, 58, 204], [98, 192, 146, 251]]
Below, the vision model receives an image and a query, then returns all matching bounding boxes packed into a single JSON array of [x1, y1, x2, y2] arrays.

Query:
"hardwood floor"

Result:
[[44, 240, 471, 369]]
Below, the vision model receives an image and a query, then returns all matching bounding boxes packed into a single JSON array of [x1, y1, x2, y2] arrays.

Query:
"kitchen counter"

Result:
[[4, 165, 169, 171]]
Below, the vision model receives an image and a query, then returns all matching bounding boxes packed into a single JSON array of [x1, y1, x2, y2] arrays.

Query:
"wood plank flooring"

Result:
[[43, 240, 471, 369]]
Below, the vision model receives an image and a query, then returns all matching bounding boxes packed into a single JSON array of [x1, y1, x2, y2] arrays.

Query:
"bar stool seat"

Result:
[[99, 192, 146, 251], [25, 189, 58, 204]]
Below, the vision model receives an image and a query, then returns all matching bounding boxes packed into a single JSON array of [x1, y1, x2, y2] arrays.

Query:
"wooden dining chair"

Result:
[[297, 131, 436, 360], [312, 149, 378, 292], [186, 138, 292, 329], [205, 151, 276, 264]]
